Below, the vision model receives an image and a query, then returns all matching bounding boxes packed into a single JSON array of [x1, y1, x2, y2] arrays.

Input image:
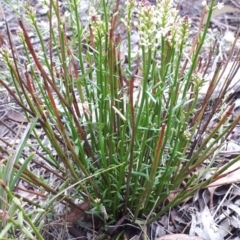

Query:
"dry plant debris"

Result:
[[0, 0, 240, 239]]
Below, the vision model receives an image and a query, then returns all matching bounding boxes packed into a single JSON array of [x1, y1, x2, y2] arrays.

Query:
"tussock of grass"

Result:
[[0, 0, 240, 239]]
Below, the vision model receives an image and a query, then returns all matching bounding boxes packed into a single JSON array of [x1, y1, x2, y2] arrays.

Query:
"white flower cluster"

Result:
[[0, 45, 11, 63], [192, 70, 204, 87], [156, 0, 178, 30], [136, 0, 157, 48], [88, 6, 107, 42], [122, 0, 192, 50], [121, 0, 136, 31], [176, 15, 192, 47]]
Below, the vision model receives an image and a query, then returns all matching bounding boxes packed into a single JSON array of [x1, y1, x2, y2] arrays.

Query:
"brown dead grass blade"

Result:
[[63, 201, 91, 225]]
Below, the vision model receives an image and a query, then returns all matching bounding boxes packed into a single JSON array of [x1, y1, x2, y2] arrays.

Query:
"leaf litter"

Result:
[[0, 0, 240, 239]]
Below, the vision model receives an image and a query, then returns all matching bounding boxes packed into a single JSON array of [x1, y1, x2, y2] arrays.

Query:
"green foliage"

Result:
[[0, 0, 240, 238]]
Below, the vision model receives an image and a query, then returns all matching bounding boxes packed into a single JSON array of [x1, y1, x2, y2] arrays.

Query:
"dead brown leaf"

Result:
[[207, 160, 240, 189], [157, 234, 203, 240], [63, 201, 90, 224], [7, 111, 28, 123], [167, 191, 177, 202], [203, 5, 240, 24]]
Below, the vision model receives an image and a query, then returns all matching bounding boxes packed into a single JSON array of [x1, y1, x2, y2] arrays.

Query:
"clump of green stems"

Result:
[[0, 0, 240, 238]]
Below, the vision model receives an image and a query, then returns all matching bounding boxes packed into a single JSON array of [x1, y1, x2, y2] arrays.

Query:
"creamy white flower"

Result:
[[88, 6, 108, 42], [95, 198, 101, 204], [122, 0, 136, 31], [202, 1, 207, 6], [217, 2, 224, 9]]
